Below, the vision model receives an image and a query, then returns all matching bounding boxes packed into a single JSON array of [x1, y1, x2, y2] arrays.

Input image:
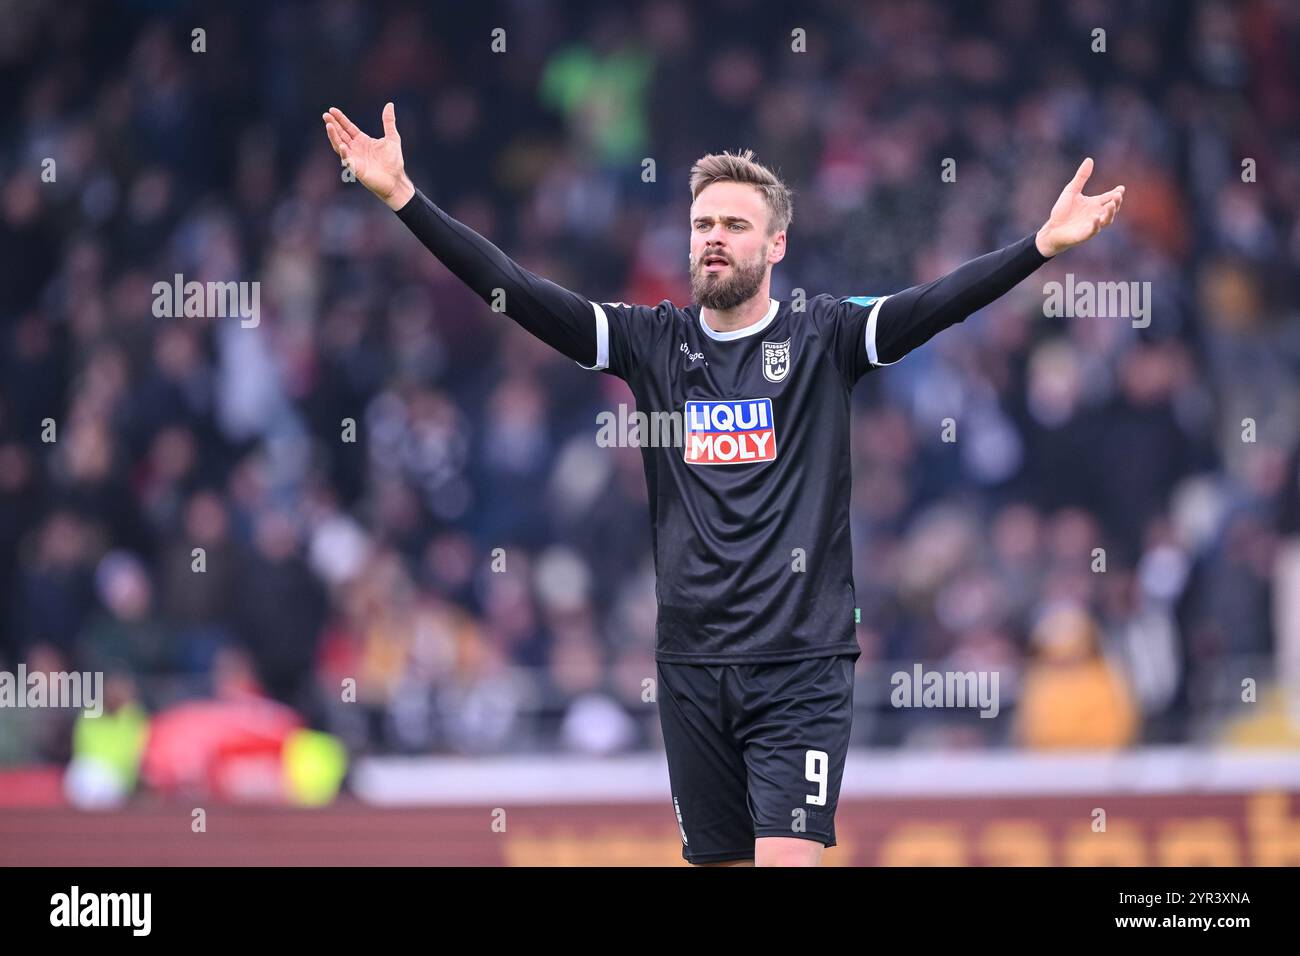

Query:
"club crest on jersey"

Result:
[[683, 398, 777, 466], [762, 338, 791, 383]]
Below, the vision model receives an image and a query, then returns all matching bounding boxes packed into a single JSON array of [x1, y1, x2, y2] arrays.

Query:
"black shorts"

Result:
[[656, 652, 856, 864]]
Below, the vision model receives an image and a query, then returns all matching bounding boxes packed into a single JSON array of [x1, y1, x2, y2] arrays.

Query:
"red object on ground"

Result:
[[140, 696, 303, 800]]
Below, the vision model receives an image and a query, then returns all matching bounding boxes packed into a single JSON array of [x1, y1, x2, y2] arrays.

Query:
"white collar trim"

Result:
[[697, 298, 779, 341]]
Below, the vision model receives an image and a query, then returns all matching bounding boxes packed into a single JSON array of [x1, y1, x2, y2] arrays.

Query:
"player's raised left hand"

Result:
[[321, 102, 415, 210], [1035, 158, 1125, 257]]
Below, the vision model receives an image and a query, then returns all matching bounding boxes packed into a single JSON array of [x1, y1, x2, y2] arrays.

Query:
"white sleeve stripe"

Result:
[[576, 301, 610, 371], [865, 294, 901, 367]]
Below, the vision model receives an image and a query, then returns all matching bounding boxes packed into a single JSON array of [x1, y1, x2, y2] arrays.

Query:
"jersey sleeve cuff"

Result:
[[865, 294, 901, 367], [574, 301, 610, 371]]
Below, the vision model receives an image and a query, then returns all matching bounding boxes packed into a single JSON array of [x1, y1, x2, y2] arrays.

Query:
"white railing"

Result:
[[351, 746, 1300, 805]]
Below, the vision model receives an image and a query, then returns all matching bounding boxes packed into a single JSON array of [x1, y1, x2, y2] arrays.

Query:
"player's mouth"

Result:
[[702, 254, 730, 273]]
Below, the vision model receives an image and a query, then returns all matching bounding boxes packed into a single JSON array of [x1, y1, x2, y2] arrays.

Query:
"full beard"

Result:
[[690, 252, 768, 311]]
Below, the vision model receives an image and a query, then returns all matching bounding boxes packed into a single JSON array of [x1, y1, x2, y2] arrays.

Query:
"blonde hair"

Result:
[[689, 149, 793, 235]]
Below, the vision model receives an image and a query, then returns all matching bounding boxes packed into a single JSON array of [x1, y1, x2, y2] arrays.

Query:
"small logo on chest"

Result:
[[679, 341, 708, 367], [762, 338, 791, 383]]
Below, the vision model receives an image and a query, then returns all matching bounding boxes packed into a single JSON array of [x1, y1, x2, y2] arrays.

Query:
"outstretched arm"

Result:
[[322, 103, 612, 371], [867, 158, 1125, 368]]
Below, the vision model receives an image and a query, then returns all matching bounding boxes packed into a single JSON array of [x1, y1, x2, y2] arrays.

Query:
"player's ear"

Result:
[[767, 230, 787, 265]]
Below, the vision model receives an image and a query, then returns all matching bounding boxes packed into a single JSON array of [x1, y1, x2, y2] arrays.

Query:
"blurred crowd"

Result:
[[1, 0, 1299, 789]]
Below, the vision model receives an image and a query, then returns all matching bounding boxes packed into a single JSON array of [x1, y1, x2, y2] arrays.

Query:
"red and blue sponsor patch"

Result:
[[683, 398, 777, 465]]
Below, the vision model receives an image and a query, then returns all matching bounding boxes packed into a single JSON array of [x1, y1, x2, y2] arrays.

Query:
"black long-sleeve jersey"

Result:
[[395, 187, 1050, 664]]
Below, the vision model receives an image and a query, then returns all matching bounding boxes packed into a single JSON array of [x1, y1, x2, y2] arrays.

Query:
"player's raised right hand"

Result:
[[322, 102, 415, 210]]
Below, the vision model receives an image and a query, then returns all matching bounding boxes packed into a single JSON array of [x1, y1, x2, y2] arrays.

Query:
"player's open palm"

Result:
[[321, 102, 414, 209], [1036, 158, 1125, 257]]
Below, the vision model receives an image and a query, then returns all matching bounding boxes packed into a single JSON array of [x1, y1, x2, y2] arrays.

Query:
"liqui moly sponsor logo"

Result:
[[683, 398, 777, 465]]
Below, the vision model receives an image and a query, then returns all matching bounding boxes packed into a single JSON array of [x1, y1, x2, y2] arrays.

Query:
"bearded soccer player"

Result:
[[322, 102, 1124, 867]]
